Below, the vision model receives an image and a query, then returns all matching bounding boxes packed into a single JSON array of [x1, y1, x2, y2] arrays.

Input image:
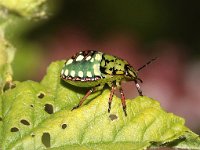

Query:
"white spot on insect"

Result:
[[87, 71, 92, 77], [70, 70, 75, 77], [61, 69, 64, 75], [95, 54, 102, 61], [136, 83, 140, 89], [90, 58, 94, 62], [86, 56, 91, 61], [64, 69, 69, 76], [76, 55, 84, 61], [78, 71, 83, 78], [66, 59, 73, 65], [93, 64, 101, 76]]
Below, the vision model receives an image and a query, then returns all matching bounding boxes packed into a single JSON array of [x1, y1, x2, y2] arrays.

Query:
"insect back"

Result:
[[61, 50, 103, 87], [61, 50, 155, 116]]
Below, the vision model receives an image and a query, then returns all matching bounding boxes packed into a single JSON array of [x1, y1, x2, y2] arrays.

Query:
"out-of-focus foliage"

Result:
[[0, 0, 48, 19], [0, 30, 15, 93], [0, 0, 57, 81]]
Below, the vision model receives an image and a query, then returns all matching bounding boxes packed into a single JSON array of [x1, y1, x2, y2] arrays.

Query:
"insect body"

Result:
[[61, 50, 155, 116]]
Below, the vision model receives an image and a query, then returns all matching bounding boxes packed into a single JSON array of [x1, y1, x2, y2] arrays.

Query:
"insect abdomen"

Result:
[[61, 51, 103, 83]]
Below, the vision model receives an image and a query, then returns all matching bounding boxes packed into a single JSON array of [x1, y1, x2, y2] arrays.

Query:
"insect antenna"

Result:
[[137, 57, 158, 72]]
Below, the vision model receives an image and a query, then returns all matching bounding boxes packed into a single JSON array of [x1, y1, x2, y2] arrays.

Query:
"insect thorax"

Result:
[[100, 54, 128, 76]]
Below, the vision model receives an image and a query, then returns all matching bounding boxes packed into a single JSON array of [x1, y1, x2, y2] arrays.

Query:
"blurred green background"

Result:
[[2, 0, 200, 133]]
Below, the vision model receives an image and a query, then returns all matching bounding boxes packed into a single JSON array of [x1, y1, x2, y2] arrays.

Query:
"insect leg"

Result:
[[119, 87, 127, 116], [134, 80, 143, 96], [71, 88, 94, 110], [108, 83, 116, 113]]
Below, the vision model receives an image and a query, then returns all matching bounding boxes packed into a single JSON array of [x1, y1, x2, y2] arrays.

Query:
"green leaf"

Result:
[[0, 61, 199, 149]]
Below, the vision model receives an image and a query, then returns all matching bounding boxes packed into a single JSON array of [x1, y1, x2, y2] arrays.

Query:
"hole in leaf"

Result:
[[20, 119, 30, 126], [44, 104, 54, 114], [31, 134, 35, 137], [37, 92, 45, 99], [109, 114, 118, 121], [0, 117, 2, 121], [30, 104, 34, 108], [61, 123, 67, 129], [11, 127, 19, 132], [42, 132, 51, 148]]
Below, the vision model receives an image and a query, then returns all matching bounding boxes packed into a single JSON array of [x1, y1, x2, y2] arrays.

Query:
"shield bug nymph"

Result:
[[60, 50, 156, 116]]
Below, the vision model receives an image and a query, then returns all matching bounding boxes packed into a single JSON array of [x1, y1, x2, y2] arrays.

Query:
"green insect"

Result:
[[60, 50, 156, 116]]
